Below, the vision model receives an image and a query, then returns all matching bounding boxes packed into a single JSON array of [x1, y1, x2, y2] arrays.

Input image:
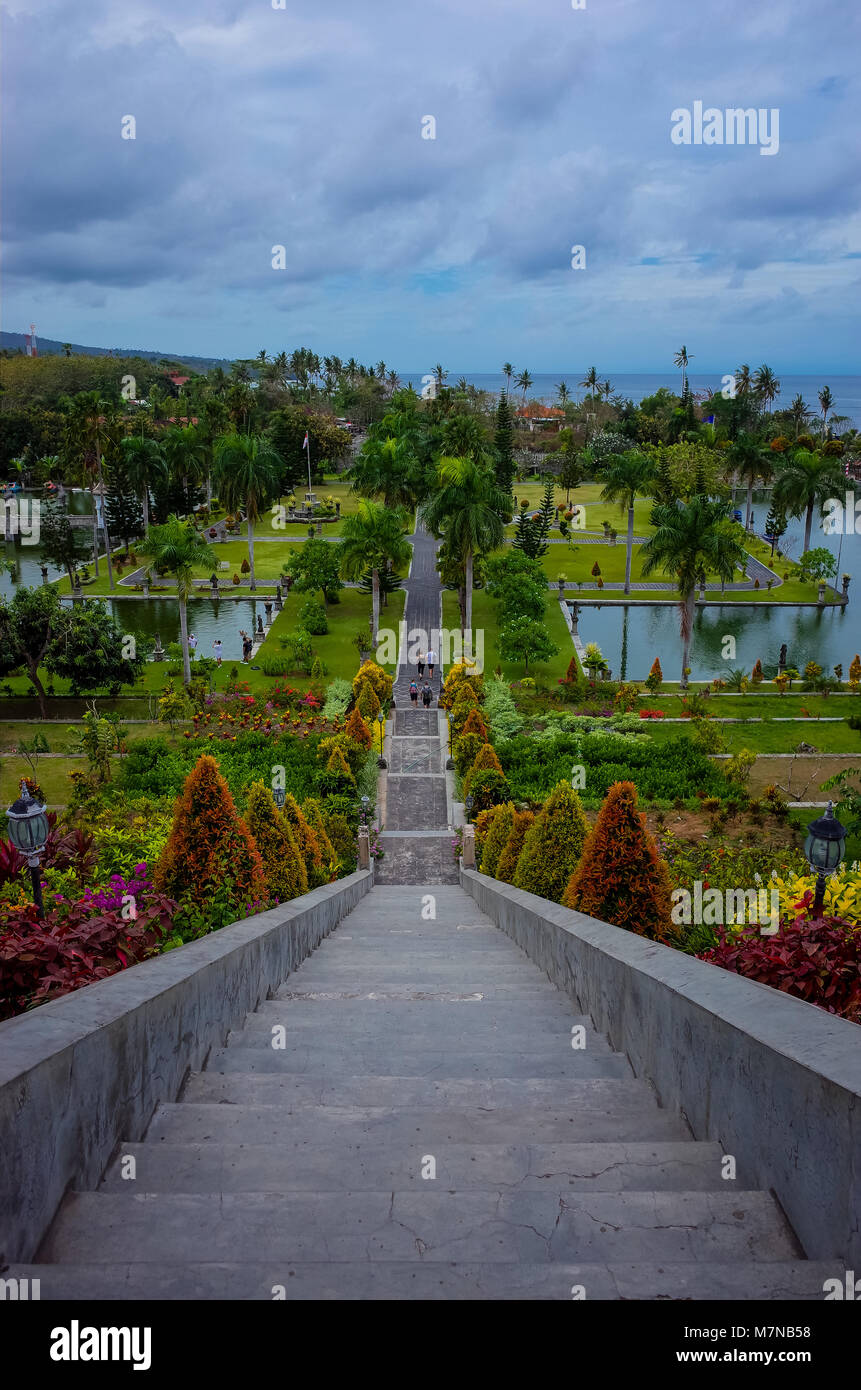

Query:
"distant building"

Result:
[[515, 403, 566, 432]]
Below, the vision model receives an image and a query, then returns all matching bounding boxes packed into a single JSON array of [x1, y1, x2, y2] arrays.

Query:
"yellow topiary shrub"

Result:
[[473, 807, 496, 857], [352, 660, 392, 703], [463, 742, 504, 799], [354, 679, 381, 720], [479, 802, 514, 877], [513, 780, 589, 903], [440, 660, 484, 709], [245, 781, 308, 901], [495, 809, 534, 884], [281, 792, 326, 888], [302, 797, 339, 882]]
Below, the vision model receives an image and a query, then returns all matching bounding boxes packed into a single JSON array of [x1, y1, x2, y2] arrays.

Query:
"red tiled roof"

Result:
[[515, 403, 565, 419]]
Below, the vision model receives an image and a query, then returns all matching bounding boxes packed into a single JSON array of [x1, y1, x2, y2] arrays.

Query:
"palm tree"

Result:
[[62, 343, 72, 357], [213, 433, 283, 590], [599, 452, 655, 594], [421, 456, 509, 634], [600, 379, 613, 402], [753, 364, 780, 412], [729, 432, 771, 532], [772, 450, 846, 554], [556, 382, 570, 408], [386, 369, 400, 394], [502, 363, 514, 396], [161, 424, 209, 518], [62, 391, 118, 589], [120, 435, 165, 533], [734, 364, 752, 397], [673, 345, 692, 393], [640, 497, 747, 687], [138, 517, 216, 685], [515, 370, 533, 404], [340, 499, 412, 644], [579, 366, 600, 398], [818, 385, 834, 439], [433, 363, 448, 392], [788, 393, 811, 440]]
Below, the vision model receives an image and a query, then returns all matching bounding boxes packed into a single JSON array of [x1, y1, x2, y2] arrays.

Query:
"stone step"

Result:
[[148, 1094, 681, 1146], [393, 710, 438, 735], [276, 984, 566, 1002], [246, 998, 600, 1033], [39, 1190, 800, 1264], [205, 1041, 631, 1078], [5, 1260, 834, 1301], [374, 844, 460, 883], [99, 1140, 723, 1193], [179, 1073, 656, 1110], [383, 779, 449, 832]]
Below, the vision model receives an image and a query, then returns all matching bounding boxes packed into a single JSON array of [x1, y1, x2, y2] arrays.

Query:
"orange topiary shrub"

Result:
[[354, 679, 381, 720], [562, 781, 676, 942], [751, 659, 763, 684], [345, 707, 373, 748], [155, 754, 267, 911], [495, 809, 534, 884], [246, 781, 307, 901], [513, 780, 589, 903], [460, 707, 490, 742], [463, 742, 504, 798], [479, 802, 514, 877], [281, 792, 326, 888]]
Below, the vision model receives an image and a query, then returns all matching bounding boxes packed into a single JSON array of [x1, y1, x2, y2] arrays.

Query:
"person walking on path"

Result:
[[213, 639, 223, 666], [417, 653, 425, 679], [409, 680, 419, 707], [426, 648, 436, 679], [421, 681, 432, 708]]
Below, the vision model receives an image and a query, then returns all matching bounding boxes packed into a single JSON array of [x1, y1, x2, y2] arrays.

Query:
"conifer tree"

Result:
[[155, 754, 267, 910], [495, 809, 534, 883], [479, 802, 514, 877], [246, 780, 307, 900], [513, 780, 589, 902], [281, 791, 326, 888]]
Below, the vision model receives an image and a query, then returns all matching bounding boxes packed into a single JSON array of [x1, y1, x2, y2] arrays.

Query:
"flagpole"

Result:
[[306, 434, 311, 494]]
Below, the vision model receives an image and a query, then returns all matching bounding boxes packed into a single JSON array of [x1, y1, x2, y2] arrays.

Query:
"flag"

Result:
[[303, 432, 309, 448]]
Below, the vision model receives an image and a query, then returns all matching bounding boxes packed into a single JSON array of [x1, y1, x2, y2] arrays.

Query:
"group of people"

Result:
[[409, 647, 436, 708]]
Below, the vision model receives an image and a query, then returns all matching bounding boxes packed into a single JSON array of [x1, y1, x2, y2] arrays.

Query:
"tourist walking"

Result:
[[426, 647, 436, 679], [409, 680, 419, 706], [417, 653, 425, 678], [421, 681, 432, 708], [188, 633, 197, 659], [212, 639, 223, 666]]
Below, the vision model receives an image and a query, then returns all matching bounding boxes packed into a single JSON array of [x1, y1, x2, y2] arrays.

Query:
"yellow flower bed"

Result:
[[771, 866, 861, 926]]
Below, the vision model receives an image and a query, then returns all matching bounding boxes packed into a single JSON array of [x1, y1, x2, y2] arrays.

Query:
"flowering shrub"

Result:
[[700, 911, 861, 1023], [638, 708, 665, 720]]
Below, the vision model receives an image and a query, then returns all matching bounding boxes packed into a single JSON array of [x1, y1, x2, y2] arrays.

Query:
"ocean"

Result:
[[399, 373, 861, 431]]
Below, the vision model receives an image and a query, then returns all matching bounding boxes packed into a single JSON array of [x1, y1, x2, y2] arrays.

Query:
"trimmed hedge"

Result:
[[513, 780, 589, 902]]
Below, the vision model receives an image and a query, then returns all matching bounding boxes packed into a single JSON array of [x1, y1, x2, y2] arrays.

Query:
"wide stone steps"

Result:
[[24, 883, 819, 1298]]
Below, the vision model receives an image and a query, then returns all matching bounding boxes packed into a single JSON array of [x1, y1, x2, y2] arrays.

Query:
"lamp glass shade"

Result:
[[804, 802, 846, 874], [6, 787, 49, 855]]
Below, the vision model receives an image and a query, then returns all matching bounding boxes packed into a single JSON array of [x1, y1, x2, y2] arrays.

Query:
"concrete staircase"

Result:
[[376, 706, 458, 884], [24, 885, 828, 1299]]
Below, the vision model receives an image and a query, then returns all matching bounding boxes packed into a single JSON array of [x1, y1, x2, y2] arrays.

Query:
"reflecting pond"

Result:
[[103, 597, 272, 662], [576, 602, 857, 682]]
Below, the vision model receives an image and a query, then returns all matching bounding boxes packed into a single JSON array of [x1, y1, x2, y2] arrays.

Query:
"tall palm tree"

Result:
[[788, 393, 811, 440], [641, 497, 747, 687], [599, 452, 655, 594], [161, 424, 209, 518], [138, 517, 216, 685], [772, 450, 846, 554], [432, 363, 448, 392], [502, 363, 514, 396], [673, 345, 692, 393], [62, 343, 72, 357], [213, 433, 283, 590], [556, 382, 570, 408], [579, 366, 600, 398], [62, 391, 118, 589], [734, 364, 752, 396], [120, 435, 165, 533], [421, 456, 509, 634], [729, 432, 771, 532], [386, 369, 400, 394], [515, 369, 533, 404], [818, 385, 834, 439], [339, 499, 412, 644], [600, 379, 613, 402], [753, 364, 780, 412]]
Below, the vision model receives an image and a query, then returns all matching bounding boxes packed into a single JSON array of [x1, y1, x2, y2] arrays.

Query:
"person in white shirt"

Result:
[[426, 648, 436, 678], [188, 633, 197, 659], [212, 639, 223, 665]]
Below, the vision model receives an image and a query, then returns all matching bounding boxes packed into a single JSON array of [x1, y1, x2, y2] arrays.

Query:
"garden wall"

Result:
[[0, 869, 373, 1263], [461, 868, 861, 1267]]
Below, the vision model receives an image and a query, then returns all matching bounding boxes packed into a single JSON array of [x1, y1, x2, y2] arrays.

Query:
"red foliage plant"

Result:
[[700, 910, 861, 1023], [154, 754, 267, 906], [0, 891, 176, 1021]]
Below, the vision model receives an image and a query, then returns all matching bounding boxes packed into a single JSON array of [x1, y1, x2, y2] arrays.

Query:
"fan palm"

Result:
[[772, 450, 846, 554], [421, 456, 509, 634], [640, 496, 747, 687], [599, 452, 656, 593], [138, 517, 216, 685], [339, 499, 412, 644], [120, 436, 165, 533], [213, 433, 283, 590]]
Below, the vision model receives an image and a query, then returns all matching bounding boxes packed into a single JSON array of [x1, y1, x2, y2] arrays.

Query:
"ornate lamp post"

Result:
[[804, 801, 847, 916], [272, 787, 286, 810], [6, 781, 50, 918], [377, 710, 386, 768], [465, 794, 474, 821]]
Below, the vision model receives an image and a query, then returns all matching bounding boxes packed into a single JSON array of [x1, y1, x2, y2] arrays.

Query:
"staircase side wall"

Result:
[[0, 870, 373, 1263], [461, 867, 861, 1268]]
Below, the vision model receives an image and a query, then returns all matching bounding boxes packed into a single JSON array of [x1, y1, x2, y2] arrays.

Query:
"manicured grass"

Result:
[[0, 756, 82, 806], [504, 483, 657, 536], [442, 589, 573, 683], [645, 719, 861, 755], [655, 692, 858, 717]]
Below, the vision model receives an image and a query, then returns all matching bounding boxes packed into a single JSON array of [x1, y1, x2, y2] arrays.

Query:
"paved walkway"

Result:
[[28, 885, 824, 1298]]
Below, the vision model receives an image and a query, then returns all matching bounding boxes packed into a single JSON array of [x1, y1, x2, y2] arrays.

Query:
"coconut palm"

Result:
[[120, 435, 165, 533], [579, 366, 600, 398], [818, 385, 834, 439], [421, 456, 509, 634], [61, 390, 118, 589], [350, 433, 423, 510], [640, 496, 747, 688], [673, 345, 692, 393], [734, 364, 752, 396], [138, 517, 216, 685], [433, 363, 448, 392], [213, 433, 283, 590], [62, 343, 72, 357], [502, 363, 514, 396], [339, 499, 412, 644], [729, 432, 771, 532], [556, 382, 570, 408], [599, 452, 656, 594], [788, 393, 811, 440], [753, 364, 780, 411], [515, 369, 533, 403], [161, 424, 209, 518], [772, 449, 846, 554]]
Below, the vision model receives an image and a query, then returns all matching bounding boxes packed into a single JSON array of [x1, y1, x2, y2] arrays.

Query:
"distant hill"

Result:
[[0, 331, 231, 373]]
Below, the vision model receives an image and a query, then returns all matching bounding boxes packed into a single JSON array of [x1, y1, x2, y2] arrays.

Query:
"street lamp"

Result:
[[6, 780, 50, 918], [359, 794, 371, 825], [465, 794, 474, 821], [272, 787, 286, 810], [377, 710, 386, 768], [804, 801, 846, 916]]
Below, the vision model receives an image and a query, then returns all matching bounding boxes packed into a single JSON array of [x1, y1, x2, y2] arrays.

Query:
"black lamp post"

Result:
[[377, 710, 386, 767], [359, 794, 371, 825], [465, 794, 474, 821], [804, 801, 847, 916], [6, 781, 50, 918], [272, 786, 286, 811]]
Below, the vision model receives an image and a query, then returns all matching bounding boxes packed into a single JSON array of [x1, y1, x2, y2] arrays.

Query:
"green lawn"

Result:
[[654, 692, 858, 716], [645, 719, 861, 755], [0, 757, 82, 806], [442, 588, 573, 683]]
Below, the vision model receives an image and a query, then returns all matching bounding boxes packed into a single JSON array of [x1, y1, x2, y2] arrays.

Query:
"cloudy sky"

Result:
[[3, 0, 860, 371]]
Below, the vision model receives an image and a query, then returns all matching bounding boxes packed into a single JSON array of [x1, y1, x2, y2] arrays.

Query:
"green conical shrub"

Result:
[[513, 780, 589, 903]]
